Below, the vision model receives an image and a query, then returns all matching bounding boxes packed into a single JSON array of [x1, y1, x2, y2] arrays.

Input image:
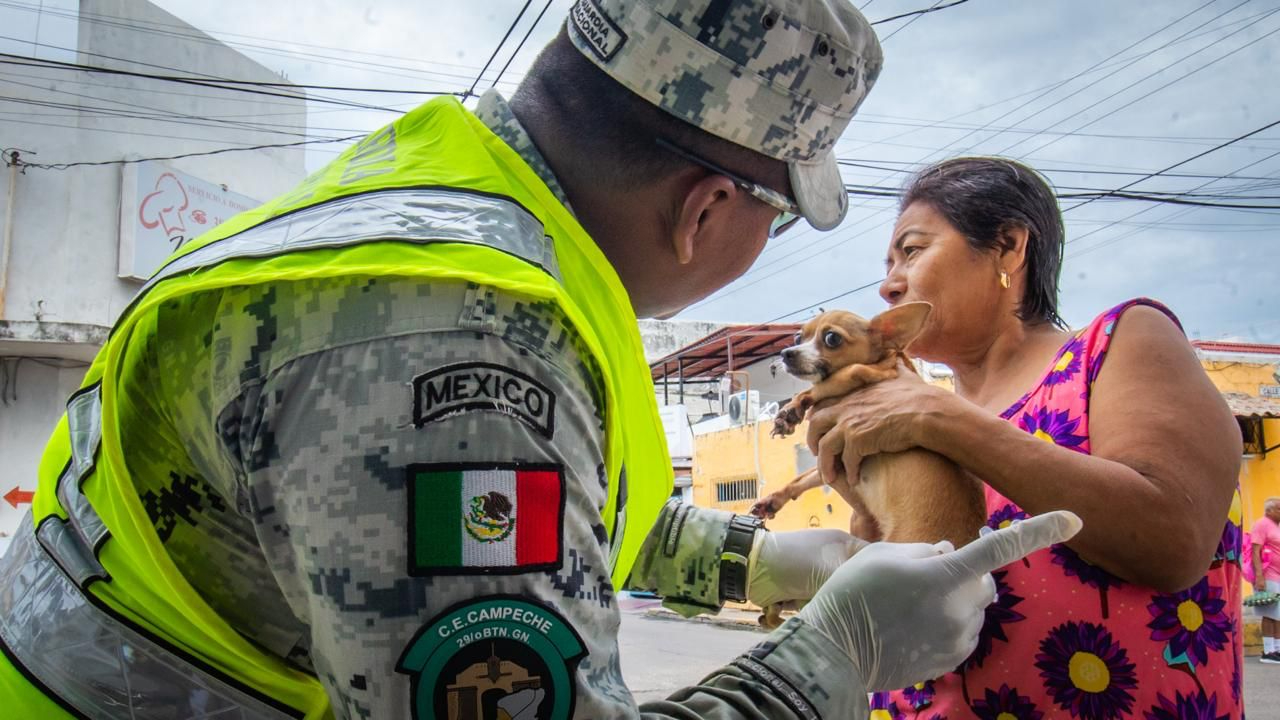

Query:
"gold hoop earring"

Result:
[[999, 271, 1011, 289]]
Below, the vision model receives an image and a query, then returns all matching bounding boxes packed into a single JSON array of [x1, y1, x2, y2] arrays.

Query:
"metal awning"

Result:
[[1223, 392, 1280, 418], [648, 323, 801, 405], [649, 323, 801, 381]]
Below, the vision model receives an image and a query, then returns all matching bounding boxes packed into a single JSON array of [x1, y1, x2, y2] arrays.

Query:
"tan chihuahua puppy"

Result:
[[754, 302, 985, 569]]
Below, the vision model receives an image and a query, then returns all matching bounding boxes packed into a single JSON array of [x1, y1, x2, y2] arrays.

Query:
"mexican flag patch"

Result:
[[407, 463, 564, 575]]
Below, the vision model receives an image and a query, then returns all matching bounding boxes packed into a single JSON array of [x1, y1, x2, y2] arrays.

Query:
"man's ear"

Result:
[[672, 174, 738, 264], [869, 301, 933, 351]]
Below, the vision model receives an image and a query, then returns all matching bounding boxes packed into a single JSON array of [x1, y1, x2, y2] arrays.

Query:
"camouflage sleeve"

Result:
[[205, 275, 866, 720], [628, 499, 734, 616]]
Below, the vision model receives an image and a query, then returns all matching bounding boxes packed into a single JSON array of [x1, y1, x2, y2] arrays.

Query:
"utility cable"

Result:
[[491, 0, 556, 91], [11, 134, 362, 170], [871, 0, 970, 26], [1005, 14, 1280, 158], [1061, 118, 1280, 213], [466, 1, 534, 99]]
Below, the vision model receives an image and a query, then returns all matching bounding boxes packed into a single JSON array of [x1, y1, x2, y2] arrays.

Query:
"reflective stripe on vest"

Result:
[[0, 522, 297, 720], [141, 186, 560, 294], [0, 385, 299, 720]]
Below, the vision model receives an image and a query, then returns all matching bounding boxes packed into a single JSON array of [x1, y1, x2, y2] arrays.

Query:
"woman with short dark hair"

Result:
[[807, 156, 1245, 719]]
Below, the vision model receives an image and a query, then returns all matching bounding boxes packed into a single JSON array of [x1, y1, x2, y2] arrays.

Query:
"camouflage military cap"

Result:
[[566, 0, 883, 231]]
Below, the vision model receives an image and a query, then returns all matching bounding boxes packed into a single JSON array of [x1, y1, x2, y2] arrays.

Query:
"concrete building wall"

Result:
[[0, 360, 86, 545], [1, 0, 306, 331], [0, 0, 306, 547], [638, 319, 724, 364]]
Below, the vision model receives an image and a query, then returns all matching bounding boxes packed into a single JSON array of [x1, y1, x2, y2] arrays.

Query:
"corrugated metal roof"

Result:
[[1223, 392, 1280, 418], [649, 323, 802, 381]]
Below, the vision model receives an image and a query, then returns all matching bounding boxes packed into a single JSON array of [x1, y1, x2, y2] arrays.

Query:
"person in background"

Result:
[[1253, 497, 1280, 664], [807, 156, 1244, 719]]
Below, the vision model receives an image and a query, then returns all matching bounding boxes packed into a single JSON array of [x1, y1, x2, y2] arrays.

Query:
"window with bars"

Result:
[[715, 477, 758, 503], [1240, 417, 1266, 456]]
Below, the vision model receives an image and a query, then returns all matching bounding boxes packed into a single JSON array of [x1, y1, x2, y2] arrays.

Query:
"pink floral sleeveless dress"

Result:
[[878, 298, 1244, 720]]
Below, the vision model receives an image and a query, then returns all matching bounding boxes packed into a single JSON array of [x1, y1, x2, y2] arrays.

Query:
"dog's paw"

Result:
[[771, 413, 798, 438], [750, 493, 787, 519], [758, 605, 785, 630]]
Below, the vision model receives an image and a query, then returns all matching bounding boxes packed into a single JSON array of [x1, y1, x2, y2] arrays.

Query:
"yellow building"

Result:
[[1192, 341, 1280, 595]]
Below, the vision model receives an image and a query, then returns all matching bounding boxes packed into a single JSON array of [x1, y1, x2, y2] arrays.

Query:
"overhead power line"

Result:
[[491, 0, 556, 91], [466, 1, 534, 98], [1062, 118, 1280, 213], [9, 134, 364, 171], [728, 0, 1242, 305], [0, 0, 529, 90], [871, 0, 970, 26], [968, 0, 1243, 156], [1006, 13, 1280, 159], [0, 51, 458, 98]]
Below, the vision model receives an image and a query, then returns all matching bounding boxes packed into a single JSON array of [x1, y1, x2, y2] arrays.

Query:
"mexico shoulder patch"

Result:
[[412, 362, 556, 439], [408, 463, 565, 575], [396, 596, 586, 720]]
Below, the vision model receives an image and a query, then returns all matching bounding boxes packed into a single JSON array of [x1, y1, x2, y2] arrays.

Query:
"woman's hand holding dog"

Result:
[[805, 362, 958, 488]]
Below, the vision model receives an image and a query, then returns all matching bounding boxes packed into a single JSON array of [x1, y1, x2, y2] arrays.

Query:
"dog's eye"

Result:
[[794, 332, 803, 345], [823, 331, 842, 348]]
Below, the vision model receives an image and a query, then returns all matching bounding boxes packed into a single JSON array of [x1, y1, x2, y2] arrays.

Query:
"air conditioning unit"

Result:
[[727, 390, 760, 426]]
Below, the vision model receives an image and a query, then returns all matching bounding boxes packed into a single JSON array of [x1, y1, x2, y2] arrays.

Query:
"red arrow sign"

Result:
[[4, 487, 34, 508]]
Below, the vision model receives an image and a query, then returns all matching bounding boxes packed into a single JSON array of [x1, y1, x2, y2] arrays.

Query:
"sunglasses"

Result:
[[655, 137, 802, 238]]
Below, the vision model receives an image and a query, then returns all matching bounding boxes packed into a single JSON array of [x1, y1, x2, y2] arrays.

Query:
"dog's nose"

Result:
[[781, 347, 796, 360]]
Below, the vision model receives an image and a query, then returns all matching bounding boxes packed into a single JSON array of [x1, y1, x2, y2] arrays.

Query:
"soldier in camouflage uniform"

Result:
[[0, 1, 1081, 718]]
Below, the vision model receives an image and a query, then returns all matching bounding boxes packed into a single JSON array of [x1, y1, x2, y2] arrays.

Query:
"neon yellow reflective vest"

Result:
[[0, 97, 673, 718]]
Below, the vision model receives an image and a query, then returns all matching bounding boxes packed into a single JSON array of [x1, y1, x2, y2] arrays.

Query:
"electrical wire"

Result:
[[1, 2, 555, 169], [1067, 149, 1280, 258], [0, 46, 455, 113], [960, 0, 1248, 155], [871, 0, 970, 26], [466, 1, 534, 99], [1004, 14, 1280, 158], [721, 2, 1278, 301], [0, 53, 409, 112], [1061, 118, 1280, 213], [491, 0, 556, 91], [0, 0, 531, 91], [739, 1, 1240, 296], [11, 134, 362, 170]]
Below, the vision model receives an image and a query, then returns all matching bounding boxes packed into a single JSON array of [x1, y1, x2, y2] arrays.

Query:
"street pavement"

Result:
[[617, 596, 1280, 716]]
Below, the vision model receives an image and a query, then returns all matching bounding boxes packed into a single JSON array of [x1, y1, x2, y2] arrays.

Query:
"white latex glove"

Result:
[[798, 510, 1082, 692], [747, 528, 868, 609]]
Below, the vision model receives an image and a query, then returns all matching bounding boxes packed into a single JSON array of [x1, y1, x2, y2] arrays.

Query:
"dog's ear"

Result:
[[869, 301, 933, 351]]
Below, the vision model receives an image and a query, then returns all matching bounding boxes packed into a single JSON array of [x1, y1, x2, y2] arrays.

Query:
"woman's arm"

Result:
[[809, 306, 1240, 592]]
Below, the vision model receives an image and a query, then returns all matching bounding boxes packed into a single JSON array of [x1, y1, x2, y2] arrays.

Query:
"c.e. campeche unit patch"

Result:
[[396, 596, 586, 720], [412, 362, 556, 438]]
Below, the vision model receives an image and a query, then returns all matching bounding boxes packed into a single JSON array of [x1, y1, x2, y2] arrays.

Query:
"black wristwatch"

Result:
[[719, 513, 764, 603]]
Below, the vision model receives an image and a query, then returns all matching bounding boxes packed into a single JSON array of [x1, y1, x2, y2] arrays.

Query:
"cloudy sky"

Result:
[[8, 0, 1277, 341]]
